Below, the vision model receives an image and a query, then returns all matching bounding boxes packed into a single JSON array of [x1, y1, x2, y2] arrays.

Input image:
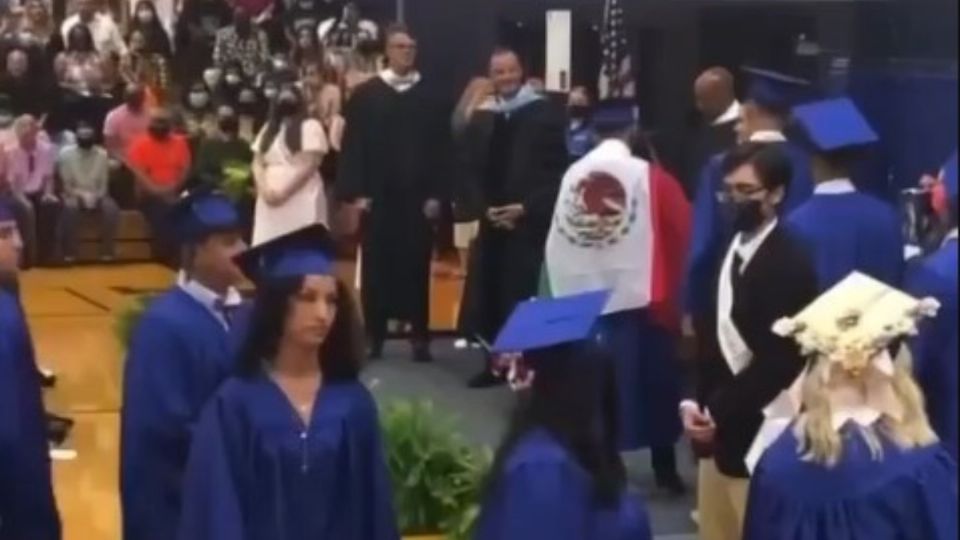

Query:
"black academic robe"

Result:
[[336, 77, 450, 338], [690, 226, 818, 478], [457, 100, 568, 341]]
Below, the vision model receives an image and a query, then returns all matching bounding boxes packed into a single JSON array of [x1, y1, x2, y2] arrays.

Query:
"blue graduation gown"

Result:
[[0, 291, 61, 540], [905, 238, 959, 460], [593, 309, 682, 451], [177, 377, 399, 540], [744, 423, 958, 540], [786, 191, 904, 291], [120, 287, 250, 540], [475, 430, 652, 540], [683, 142, 812, 316]]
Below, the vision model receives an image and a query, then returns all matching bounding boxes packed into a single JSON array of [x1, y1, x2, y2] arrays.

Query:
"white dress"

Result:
[[251, 118, 329, 245]]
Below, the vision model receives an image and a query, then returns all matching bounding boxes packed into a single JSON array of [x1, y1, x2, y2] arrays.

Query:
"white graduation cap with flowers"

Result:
[[746, 271, 941, 472]]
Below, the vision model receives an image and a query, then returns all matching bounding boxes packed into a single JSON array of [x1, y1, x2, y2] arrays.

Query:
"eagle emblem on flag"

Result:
[[556, 170, 639, 248]]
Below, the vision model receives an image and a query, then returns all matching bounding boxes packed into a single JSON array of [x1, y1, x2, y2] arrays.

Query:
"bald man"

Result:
[[682, 68, 741, 197]]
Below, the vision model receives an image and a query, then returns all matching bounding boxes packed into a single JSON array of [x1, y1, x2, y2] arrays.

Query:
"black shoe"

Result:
[[412, 344, 433, 363], [368, 340, 384, 360], [39, 368, 57, 388], [467, 370, 504, 389], [46, 414, 75, 446], [655, 474, 688, 497]]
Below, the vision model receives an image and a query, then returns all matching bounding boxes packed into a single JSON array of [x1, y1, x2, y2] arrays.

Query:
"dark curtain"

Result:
[[845, 63, 958, 201]]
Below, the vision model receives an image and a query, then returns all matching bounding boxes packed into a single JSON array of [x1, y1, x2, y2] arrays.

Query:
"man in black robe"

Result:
[[337, 23, 448, 362], [456, 48, 568, 387], [681, 67, 740, 198]]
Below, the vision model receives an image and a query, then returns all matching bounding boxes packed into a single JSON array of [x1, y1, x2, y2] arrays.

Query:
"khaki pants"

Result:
[[697, 458, 750, 540]]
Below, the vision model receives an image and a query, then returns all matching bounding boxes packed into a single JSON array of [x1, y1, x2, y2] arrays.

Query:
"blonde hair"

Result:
[[795, 348, 938, 466]]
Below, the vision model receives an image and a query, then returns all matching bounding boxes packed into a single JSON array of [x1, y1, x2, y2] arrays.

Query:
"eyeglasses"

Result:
[[716, 185, 767, 203]]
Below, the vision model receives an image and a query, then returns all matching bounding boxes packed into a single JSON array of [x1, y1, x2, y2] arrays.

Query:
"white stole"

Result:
[[716, 242, 752, 375]]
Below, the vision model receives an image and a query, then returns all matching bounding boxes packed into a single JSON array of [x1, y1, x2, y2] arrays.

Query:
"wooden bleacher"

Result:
[[75, 210, 153, 262]]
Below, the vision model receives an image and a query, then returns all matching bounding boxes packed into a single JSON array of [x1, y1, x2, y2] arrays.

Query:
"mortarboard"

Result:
[[491, 290, 611, 353], [591, 99, 640, 134], [792, 97, 878, 153], [234, 224, 336, 285], [943, 151, 958, 206], [169, 185, 240, 244], [772, 271, 940, 376], [742, 67, 813, 113]]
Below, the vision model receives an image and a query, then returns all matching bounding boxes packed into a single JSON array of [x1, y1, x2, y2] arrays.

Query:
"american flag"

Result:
[[598, 0, 635, 99]]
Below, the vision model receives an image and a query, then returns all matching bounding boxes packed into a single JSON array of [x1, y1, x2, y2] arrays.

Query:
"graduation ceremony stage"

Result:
[[22, 261, 697, 539]]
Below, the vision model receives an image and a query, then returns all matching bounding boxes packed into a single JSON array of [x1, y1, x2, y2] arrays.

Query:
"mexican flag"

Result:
[[541, 144, 691, 331]]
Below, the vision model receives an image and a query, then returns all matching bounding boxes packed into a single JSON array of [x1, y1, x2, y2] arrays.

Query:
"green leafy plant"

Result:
[[380, 399, 491, 539], [114, 295, 152, 350], [220, 160, 253, 203]]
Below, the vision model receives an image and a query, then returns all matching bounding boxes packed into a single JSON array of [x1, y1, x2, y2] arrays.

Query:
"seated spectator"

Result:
[[234, 84, 265, 142], [2, 114, 59, 267], [212, 6, 269, 79], [0, 47, 52, 118], [60, 0, 126, 58], [126, 108, 191, 261], [214, 60, 247, 105], [54, 22, 107, 96], [9, 0, 57, 51], [174, 0, 231, 84], [284, 0, 333, 44], [181, 81, 216, 146], [103, 83, 150, 162], [119, 27, 169, 105], [57, 121, 118, 262], [194, 105, 254, 233], [128, 0, 172, 58], [290, 25, 322, 69]]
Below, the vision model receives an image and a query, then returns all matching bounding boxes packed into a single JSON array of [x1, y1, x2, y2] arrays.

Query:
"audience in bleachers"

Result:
[[57, 120, 118, 262]]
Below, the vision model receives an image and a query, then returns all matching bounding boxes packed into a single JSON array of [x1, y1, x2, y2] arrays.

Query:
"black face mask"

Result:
[[568, 105, 590, 121], [218, 115, 239, 134], [148, 121, 171, 139], [275, 99, 299, 117], [723, 199, 766, 233], [76, 133, 96, 148]]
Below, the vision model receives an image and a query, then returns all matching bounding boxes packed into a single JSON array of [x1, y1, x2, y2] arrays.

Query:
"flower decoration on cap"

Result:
[[492, 353, 535, 392], [772, 272, 940, 380]]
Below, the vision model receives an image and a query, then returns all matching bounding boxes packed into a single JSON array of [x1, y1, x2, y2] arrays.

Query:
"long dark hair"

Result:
[[257, 84, 307, 154], [130, 0, 173, 57], [66, 24, 95, 53], [237, 276, 365, 381], [482, 344, 627, 507]]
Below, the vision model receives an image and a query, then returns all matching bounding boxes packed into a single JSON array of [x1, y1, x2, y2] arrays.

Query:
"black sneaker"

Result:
[[467, 370, 504, 389]]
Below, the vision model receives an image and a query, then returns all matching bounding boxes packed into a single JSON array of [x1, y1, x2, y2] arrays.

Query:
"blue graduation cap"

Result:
[[491, 290, 611, 353], [591, 99, 640, 134], [234, 224, 336, 284], [944, 151, 958, 205], [169, 186, 240, 244], [743, 67, 812, 112], [792, 98, 878, 153]]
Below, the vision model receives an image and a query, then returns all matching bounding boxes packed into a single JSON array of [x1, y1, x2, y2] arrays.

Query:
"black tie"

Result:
[[731, 252, 744, 290]]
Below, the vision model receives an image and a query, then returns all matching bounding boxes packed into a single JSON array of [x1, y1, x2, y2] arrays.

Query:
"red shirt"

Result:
[[127, 133, 191, 188]]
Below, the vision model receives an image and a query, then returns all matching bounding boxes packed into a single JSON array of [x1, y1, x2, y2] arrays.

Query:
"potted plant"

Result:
[[114, 295, 152, 350], [380, 399, 491, 540]]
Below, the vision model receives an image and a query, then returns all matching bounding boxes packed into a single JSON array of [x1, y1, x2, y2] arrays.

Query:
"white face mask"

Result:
[[188, 92, 210, 108], [203, 68, 222, 87], [225, 73, 242, 86], [137, 10, 154, 22], [263, 87, 278, 99]]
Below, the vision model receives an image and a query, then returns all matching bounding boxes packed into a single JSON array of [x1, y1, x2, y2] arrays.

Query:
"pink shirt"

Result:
[[4, 141, 56, 194], [103, 104, 150, 154]]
